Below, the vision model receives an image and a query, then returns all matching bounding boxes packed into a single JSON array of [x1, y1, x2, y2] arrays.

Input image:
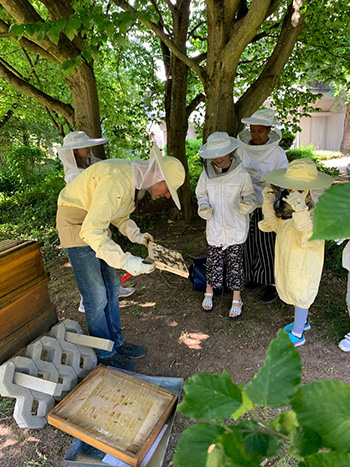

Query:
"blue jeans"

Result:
[[64, 246, 123, 359]]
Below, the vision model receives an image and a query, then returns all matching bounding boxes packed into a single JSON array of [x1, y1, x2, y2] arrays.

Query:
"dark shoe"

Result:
[[260, 285, 278, 304], [244, 280, 260, 292], [98, 353, 136, 371], [116, 342, 147, 359]]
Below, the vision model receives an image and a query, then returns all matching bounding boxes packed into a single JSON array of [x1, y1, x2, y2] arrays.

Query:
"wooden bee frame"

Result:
[[148, 242, 189, 278], [48, 365, 178, 467]]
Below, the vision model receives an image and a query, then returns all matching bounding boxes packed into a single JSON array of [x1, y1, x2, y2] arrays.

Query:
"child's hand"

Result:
[[198, 203, 213, 220], [262, 185, 278, 202], [239, 200, 255, 215], [283, 190, 308, 212]]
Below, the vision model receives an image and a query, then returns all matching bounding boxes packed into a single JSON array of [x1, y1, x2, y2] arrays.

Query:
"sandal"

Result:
[[202, 292, 213, 312], [229, 300, 243, 321]]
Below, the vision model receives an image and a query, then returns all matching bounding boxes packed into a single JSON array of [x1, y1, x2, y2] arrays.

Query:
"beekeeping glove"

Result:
[[124, 255, 155, 276], [262, 185, 278, 203], [198, 203, 213, 220], [239, 200, 255, 215], [283, 190, 308, 212], [247, 168, 266, 185], [133, 232, 154, 246]]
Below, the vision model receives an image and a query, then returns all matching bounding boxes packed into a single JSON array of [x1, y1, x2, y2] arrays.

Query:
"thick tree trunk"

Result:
[[340, 101, 350, 155], [164, 0, 193, 221]]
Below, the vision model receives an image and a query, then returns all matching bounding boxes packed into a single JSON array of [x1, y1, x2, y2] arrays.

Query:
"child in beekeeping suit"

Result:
[[196, 132, 256, 320], [237, 109, 288, 304], [258, 159, 334, 347], [57, 131, 136, 310]]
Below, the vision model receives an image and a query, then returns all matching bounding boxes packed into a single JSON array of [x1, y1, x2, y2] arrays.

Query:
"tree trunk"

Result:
[[340, 101, 350, 155], [164, 0, 193, 221]]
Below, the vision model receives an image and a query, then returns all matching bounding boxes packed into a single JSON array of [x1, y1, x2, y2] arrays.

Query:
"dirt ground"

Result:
[[1, 218, 350, 467]]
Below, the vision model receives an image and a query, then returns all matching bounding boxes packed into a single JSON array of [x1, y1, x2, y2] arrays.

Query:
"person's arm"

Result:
[[195, 171, 213, 219], [114, 217, 154, 246], [239, 173, 257, 215], [258, 185, 279, 232], [79, 177, 154, 275]]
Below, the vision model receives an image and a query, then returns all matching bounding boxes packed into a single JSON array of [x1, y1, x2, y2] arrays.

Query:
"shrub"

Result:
[[186, 139, 203, 193], [174, 330, 350, 466], [280, 129, 295, 150], [0, 145, 47, 194], [286, 145, 340, 178]]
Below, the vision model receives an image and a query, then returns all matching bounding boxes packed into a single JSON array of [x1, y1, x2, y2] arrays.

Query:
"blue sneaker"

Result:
[[116, 342, 147, 359], [287, 331, 305, 347], [284, 320, 311, 334]]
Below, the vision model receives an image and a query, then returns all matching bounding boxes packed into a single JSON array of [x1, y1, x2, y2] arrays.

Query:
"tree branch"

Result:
[[0, 59, 74, 122], [186, 92, 205, 119], [236, 6, 306, 121], [113, 0, 205, 82]]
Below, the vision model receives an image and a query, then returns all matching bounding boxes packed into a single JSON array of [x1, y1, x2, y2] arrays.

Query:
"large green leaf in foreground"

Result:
[[245, 330, 301, 407], [172, 423, 225, 467], [178, 370, 242, 420], [292, 380, 350, 451], [311, 183, 350, 240], [300, 451, 350, 466]]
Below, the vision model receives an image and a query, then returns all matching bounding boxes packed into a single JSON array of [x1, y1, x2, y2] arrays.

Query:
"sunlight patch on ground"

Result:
[[0, 426, 17, 449], [178, 332, 210, 349], [119, 300, 156, 309], [167, 320, 178, 327]]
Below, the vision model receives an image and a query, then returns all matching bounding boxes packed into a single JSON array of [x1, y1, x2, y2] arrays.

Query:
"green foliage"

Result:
[[286, 145, 340, 178], [312, 183, 350, 241], [174, 330, 350, 466], [280, 130, 296, 151], [0, 145, 47, 193], [186, 139, 203, 193], [0, 171, 65, 258]]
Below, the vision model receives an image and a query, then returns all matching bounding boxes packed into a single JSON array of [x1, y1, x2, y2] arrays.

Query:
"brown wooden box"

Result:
[[0, 239, 57, 364], [48, 365, 178, 467]]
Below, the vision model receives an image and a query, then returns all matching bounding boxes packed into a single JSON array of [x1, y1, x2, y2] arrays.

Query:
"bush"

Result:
[[0, 145, 47, 194], [280, 129, 295, 150], [0, 172, 65, 258], [286, 145, 340, 178], [186, 139, 203, 193]]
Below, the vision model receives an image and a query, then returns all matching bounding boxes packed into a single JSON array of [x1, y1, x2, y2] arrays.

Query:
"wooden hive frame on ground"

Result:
[[48, 365, 178, 467], [148, 242, 189, 278]]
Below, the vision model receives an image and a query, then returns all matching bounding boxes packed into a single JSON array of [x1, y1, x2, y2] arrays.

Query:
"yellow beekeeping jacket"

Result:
[[56, 159, 143, 270], [258, 200, 324, 309]]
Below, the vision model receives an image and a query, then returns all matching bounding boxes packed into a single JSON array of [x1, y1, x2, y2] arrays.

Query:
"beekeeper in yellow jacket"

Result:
[[258, 159, 333, 347], [56, 143, 185, 369]]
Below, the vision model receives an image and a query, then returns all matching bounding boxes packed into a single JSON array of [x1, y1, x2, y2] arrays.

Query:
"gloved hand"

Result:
[[262, 185, 278, 203], [283, 190, 308, 212], [198, 203, 213, 220], [124, 255, 155, 276], [239, 200, 255, 215], [133, 232, 154, 246], [247, 168, 266, 185]]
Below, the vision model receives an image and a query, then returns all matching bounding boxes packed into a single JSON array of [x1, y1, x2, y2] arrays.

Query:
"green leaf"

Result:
[[300, 451, 350, 466], [311, 183, 350, 240], [172, 423, 225, 467], [270, 410, 298, 435], [232, 386, 253, 420], [291, 380, 350, 451], [178, 370, 242, 420], [9, 24, 25, 37], [24, 24, 37, 37], [245, 329, 302, 407], [213, 421, 282, 466], [37, 30, 45, 42], [47, 26, 60, 45], [290, 425, 323, 458]]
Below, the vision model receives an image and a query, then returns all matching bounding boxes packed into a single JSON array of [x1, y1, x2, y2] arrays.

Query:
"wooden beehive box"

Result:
[[48, 365, 178, 467], [0, 239, 57, 364]]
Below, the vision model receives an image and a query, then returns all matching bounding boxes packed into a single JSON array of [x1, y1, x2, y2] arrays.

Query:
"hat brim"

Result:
[[265, 168, 334, 190], [199, 137, 238, 159], [61, 137, 108, 149], [151, 144, 182, 210], [241, 117, 279, 126]]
